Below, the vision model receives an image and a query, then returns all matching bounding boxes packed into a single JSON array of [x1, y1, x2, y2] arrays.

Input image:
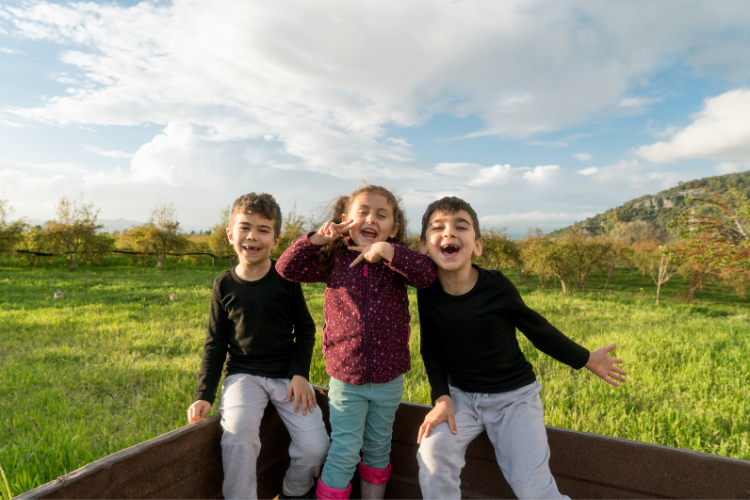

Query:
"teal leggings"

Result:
[[320, 375, 405, 489]]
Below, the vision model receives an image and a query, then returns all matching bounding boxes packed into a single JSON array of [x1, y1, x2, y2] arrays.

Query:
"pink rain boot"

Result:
[[358, 459, 390, 500], [315, 477, 351, 500]]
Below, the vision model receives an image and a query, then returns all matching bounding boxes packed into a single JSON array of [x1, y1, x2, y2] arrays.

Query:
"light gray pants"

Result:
[[220, 374, 331, 500], [417, 381, 568, 500]]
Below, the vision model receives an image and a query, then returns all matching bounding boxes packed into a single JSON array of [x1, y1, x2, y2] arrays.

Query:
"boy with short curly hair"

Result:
[[415, 196, 627, 500], [188, 192, 329, 500]]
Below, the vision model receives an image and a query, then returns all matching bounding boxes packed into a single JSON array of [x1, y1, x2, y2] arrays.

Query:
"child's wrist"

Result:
[[308, 232, 326, 246], [434, 394, 451, 406], [380, 242, 394, 261]]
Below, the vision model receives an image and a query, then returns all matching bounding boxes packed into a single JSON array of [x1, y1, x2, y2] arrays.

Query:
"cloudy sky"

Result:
[[2, 0, 750, 236]]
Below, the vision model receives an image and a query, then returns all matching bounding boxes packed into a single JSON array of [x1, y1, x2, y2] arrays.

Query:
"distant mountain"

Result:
[[550, 170, 750, 237]]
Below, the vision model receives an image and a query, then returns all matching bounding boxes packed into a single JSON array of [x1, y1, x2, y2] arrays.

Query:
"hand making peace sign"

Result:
[[308, 219, 359, 246]]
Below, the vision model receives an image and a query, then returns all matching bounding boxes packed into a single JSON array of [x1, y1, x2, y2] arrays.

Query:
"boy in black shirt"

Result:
[[187, 193, 329, 500], [415, 197, 626, 500]]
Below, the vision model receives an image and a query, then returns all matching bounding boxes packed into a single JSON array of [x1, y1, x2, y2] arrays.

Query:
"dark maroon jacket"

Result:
[[276, 233, 437, 385]]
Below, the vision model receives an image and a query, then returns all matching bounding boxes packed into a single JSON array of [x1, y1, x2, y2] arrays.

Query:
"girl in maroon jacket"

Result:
[[277, 185, 437, 500]]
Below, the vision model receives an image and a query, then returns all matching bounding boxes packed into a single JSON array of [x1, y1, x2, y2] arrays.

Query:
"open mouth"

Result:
[[361, 228, 378, 240], [440, 243, 460, 257], [242, 245, 262, 255]]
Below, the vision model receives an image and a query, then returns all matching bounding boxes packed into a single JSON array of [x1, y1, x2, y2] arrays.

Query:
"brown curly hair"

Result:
[[318, 185, 408, 270], [230, 192, 282, 237]]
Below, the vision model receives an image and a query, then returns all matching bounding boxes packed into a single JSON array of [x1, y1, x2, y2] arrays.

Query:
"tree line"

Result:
[[1, 182, 747, 304], [459, 181, 748, 304]]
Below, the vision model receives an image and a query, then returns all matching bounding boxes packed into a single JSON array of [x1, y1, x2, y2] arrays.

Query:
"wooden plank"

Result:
[[17, 386, 750, 499]]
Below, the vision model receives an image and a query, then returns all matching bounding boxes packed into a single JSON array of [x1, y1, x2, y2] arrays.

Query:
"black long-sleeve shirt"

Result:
[[417, 266, 590, 404], [194, 262, 316, 404]]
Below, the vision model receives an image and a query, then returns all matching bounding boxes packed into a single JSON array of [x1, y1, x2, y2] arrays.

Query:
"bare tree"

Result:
[[633, 243, 678, 304], [652, 251, 678, 305]]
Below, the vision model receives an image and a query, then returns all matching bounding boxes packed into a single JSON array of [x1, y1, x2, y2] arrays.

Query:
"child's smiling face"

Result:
[[420, 209, 482, 272], [347, 193, 399, 246], [226, 212, 281, 266]]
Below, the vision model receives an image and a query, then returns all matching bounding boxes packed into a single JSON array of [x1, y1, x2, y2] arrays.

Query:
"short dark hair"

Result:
[[230, 192, 282, 238], [420, 196, 481, 240]]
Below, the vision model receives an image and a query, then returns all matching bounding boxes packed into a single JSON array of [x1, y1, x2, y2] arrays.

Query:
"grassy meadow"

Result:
[[1, 256, 749, 497]]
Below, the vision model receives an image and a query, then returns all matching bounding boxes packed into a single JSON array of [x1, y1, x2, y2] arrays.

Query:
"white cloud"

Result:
[[7, 0, 750, 180], [131, 121, 197, 184], [0, 46, 25, 55], [522, 165, 559, 183], [468, 164, 559, 186], [0, 167, 69, 188], [577, 167, 598, 175], [82, 144, 133, 158], [386, 137, 412, 147], [1, 120, 23, 128], [637, 89, 750, 164], [574, 153, 592, 161], [619, 96, 661, 108], [526, 140, 569, 148], [51, 72, 79, 84], [469, 164, 514, 186], [714, 162, 742, 174], [584, 158, 686, 190]]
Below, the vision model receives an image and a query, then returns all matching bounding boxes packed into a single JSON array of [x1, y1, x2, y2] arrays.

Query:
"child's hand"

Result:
[[309, 219, 358, 246], [348, 242, 394, 268], [187, 400, 212, 424], [417, 395, 457, 444], [286, 375, 317, 416], [585, 343, 627, 387]]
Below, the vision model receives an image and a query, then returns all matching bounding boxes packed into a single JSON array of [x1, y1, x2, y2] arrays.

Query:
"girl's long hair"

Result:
[[318, 184, 408, 271]]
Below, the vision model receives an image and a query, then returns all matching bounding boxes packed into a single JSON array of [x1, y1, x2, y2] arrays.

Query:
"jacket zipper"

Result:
[[363, 263, 369, 383]]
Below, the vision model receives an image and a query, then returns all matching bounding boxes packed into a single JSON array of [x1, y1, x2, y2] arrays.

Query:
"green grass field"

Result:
[[1, 257, 749, 497]]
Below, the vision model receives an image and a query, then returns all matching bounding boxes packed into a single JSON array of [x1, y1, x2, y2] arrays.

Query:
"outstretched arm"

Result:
[[585, 343, 627, 387]]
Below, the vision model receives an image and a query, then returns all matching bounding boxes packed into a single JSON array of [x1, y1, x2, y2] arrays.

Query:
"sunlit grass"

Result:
[[1, 261, 749, 496]]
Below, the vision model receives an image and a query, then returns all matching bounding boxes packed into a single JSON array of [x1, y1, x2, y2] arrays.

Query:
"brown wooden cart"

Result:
[[17, 386, 750, 499]]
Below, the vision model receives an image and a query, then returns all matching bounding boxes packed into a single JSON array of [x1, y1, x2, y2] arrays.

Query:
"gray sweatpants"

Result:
[[220, 373, 331, 500], [417, 381, 568, 500]]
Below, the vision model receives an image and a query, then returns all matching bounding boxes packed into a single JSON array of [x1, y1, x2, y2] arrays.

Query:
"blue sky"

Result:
[[2, 0, 750, 236]]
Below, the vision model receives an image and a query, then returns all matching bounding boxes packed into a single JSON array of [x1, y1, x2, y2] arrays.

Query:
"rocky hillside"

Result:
[[550, 170, 750, 237]]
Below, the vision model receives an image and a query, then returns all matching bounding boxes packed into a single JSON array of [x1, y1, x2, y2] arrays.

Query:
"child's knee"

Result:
[[362, 435, 391, 460], [418, 424, 461, 461], [221, 406, 262, 436], [307, 429, 331, 462]]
